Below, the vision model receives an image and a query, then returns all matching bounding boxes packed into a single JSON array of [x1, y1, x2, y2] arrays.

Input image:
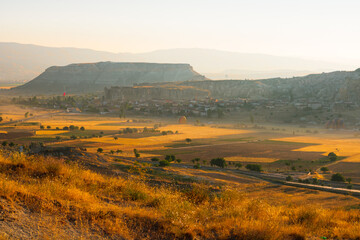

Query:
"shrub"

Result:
[[47, 126, 51, 129], [246, 164, 262, 172], [320, 167, 329, 172], [97, 148, 103, 153], [328, 152, 337, 161], [331, 173, 345, 182], [165, 155, 176, 162], [210, 158, 227, 168], [286, 175, 293, 181], [193, 163, 201, 169], [235, 163, 243, 169], [151, 157, 160, 162], [159, 160, 170, 167], [80, 126, 85, 131], [70, 135, 77, 140]]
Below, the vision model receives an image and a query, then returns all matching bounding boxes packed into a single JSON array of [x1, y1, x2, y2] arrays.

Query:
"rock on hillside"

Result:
[[12, 62, 207, 95]]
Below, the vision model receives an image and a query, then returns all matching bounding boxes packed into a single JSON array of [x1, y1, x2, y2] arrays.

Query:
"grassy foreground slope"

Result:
[[0, 151, 359, 239]]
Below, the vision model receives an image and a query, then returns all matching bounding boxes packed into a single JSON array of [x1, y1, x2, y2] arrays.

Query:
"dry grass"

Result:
[[0, 151, 359, 239], [225, 156, 279, 163], [35, 130, 69, 135]]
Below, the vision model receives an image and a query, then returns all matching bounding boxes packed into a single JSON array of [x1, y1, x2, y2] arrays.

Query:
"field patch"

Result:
[[36, 130, 69, 135], [225, 156, 278, 163], [272, 136, 360, 162]]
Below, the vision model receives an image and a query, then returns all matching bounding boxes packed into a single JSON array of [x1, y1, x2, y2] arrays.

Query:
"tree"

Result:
[[210, 158, 227, 168], [159, 160, 170, 167], [320, 167, 329, 172], [24, 112, 29, 118], [56, 136, 61, 141], [176, 159, 182, 163], [346, 178, 352, 184], [40, 125, 45, 129], [151, 157, 160, 162], [246, 164, 262, 172], [110, 150, 115, 154], [134, 149, 140, 158], [9, 142, 15, 147], [116, 149, 123, 154], [1, 141, 7, 147], [331, 173, 345, 182], [47, 126, 51, 129], [63, 126, 69, 130], [165, 155, 176, 162], [0, 116, 3, 122], [286, 175, 293, 181], [70, 135, 77, 140], [328, 152, 337, 161], [235, 163, 242, 169], [80, 126, 85, 131], [185, 138, 192, 144], [97, 148, 103, 153], [114, 136, 118, 140]]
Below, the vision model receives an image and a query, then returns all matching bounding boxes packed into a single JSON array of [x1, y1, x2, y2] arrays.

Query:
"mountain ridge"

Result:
[[0, 42, 353, 82]]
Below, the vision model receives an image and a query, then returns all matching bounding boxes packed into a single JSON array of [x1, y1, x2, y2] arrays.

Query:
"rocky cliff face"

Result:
[[177, 69, 360, 102], [12, 62, 207, 95]]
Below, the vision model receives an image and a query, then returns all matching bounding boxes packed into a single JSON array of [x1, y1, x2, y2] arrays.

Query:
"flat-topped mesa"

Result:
[[12, 62, 207, 95]]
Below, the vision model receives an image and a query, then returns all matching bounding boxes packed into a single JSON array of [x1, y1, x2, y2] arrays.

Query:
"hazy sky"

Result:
[[1, 0, 360, 62]]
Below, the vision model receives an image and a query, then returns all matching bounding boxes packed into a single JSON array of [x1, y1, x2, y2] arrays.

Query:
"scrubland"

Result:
[[0, 150, 360, 240]]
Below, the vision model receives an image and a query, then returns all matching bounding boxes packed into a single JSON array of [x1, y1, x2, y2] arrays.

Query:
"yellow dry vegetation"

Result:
[[81, 125, 251, 152], [0, 131, 7, 134], [225, 156, 279, 163], [0, 151, 359, 239], [36, 130, 69, 135], [272, 135, 360, 162]]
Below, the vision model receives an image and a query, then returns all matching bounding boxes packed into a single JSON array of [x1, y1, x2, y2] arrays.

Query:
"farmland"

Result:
[[1, 103, 360, 239]]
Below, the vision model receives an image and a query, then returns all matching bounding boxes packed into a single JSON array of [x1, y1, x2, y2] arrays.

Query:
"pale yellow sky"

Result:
[[1, 0, 360, 64]]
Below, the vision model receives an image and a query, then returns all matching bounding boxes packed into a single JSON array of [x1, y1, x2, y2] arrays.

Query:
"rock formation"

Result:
[[12, 62, 207, 95]]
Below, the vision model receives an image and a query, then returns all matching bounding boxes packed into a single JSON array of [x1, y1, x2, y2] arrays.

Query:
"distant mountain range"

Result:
[[0, 42, 354, 82]]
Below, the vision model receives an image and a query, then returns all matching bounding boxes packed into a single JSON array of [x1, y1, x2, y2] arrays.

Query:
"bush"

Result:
[[331, 173, 345, 182], [151, 157, 160, 162], [47, 126, 51, 129], [246, 164, 262, 172], [210, 158, 227, 168], [165, 155, 176, 162], [193, 163, 201, 169], [235, 163, 243, 169], [97, 148, 103, 153], [159, 160, 170, 167], [286, 175, 293, 181], [80, 126, 85, 131], [70, 135, 77, 140], [320, 167, 329, 172], [328, 152, 337, 161]]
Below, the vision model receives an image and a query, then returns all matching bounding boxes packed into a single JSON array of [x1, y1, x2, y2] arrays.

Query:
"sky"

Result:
[[1, 0, 360, 63]]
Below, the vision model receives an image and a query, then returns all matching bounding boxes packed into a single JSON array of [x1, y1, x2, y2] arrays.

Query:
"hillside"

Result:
[[142, 68, 360, 103], [11, 62, 206, 95], [0, 42, 351, 83], [0, 150, 360, 239]]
